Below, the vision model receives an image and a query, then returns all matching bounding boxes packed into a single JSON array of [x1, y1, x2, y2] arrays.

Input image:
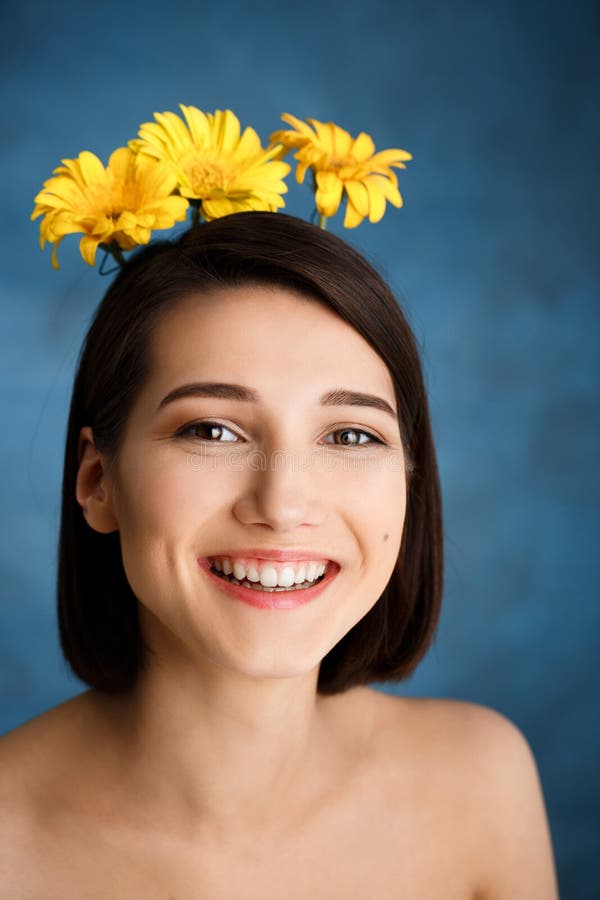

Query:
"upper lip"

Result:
[[204, 548, 337, 564]]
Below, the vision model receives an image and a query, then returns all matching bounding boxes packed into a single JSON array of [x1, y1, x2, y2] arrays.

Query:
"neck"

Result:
[[90, 652, 337, 840]]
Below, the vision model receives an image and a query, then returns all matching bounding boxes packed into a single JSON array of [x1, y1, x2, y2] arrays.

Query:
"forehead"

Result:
[[148, 284, 396, 399]]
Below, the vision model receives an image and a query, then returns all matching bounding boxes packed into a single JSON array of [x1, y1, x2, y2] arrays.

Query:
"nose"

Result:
[[232, 444, 327, 532]]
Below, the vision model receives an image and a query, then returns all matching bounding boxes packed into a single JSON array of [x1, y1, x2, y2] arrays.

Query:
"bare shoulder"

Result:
[[361, 687, 544, 778], [361, 689, 560, 899], [0, 693, 95, 895], [353, 688, 539, 789], [0, 692, 93, 780]]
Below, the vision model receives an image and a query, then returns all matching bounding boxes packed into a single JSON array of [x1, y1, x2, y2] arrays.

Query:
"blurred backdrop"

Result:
[[1, 0, 598, 895]]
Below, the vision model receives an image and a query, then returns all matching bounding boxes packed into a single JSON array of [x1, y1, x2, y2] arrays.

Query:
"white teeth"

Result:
[[233, 561, 246, 581], [277, 566, 296, 588], [208, 556, 330, 587], [246, 563, 260, 583], [294, 564, 307, 584], [259, 566, 278, 588]]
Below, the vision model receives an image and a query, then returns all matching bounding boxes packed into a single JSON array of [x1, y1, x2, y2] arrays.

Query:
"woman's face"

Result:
[[96, 284, 408, 681]]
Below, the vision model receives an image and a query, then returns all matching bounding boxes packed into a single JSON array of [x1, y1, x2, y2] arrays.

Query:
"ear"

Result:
[[75, 426, 119, 534]]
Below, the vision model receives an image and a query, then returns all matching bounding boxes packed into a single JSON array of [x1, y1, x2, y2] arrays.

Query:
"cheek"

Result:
[[357, 464, 407, 527], [117, 452, 221, 534], [110, 455, 207, 590], [358, 468, 407, 580]]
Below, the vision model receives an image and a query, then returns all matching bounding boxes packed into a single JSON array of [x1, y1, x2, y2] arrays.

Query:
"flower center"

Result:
[[329, 157, 347, 170], [186, 158, 228, 197]]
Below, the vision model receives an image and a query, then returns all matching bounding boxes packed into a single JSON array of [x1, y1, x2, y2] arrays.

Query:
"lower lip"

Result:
[[197, 558, 340, 609]]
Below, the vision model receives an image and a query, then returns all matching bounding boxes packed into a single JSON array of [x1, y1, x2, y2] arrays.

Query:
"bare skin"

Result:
[[0, 286, 559, 897], [0, 687, 558, 899]]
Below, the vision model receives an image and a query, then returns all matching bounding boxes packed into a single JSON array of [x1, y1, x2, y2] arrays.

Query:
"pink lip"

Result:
[[197, 557, 340, 610], [203, 548, 335, 564]]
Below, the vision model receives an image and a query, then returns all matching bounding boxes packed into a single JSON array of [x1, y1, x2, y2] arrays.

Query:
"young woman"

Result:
[[0, 213, 559, 898]]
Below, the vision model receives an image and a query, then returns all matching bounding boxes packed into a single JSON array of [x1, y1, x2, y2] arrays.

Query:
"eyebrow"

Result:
[[156, 382, 399, 423]]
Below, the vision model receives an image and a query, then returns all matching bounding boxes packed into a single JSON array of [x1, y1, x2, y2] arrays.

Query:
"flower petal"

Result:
[[77, 151, 108, 186], [79, 234, 101, 266], [215, 109, 242, 154], [308, 119, 335, 156], [331, 123, 353, 159], [344, 180, 369, 218], [351, 131, 376, 162], [365, 173, 403, 208], [343, 199, 365, 228], [364, 179, 387, 223], [180, 104, 211, 147], [315, 171, 343, 216]]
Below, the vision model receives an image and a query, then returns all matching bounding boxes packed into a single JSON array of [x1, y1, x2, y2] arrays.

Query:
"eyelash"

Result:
[[175, 419, 386, 447]]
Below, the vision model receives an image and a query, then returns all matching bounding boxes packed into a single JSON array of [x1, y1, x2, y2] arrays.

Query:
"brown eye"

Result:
[[177, 421, 239, 442], [325, 428, 383, 446]]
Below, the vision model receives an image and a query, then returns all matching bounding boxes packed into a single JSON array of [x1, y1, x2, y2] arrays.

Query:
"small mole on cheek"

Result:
[[383, 532, 389, 542]]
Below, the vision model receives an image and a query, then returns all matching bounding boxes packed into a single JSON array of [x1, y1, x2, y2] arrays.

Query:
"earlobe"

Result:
[[75, 426, 119, 534]]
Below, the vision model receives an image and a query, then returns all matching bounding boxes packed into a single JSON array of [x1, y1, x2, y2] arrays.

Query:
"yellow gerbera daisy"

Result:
[[31, 148, 189, 268], [270, 113, 412, 228], [130, 105, 291, 220]]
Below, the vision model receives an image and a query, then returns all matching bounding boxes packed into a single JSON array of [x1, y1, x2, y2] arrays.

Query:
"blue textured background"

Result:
[[1, 1, 598, 895]]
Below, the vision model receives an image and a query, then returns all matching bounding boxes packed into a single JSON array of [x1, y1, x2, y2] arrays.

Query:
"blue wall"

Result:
[[1, 1, 598, 895]]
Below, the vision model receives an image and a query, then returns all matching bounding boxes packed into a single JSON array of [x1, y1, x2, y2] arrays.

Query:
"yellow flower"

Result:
[[270, 113, 412, 228], [130, 105, 291, 220], [31, 148, 189, 268]]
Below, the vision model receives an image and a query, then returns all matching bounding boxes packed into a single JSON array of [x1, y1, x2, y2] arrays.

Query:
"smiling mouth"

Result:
[[209, 564, 328, 593]]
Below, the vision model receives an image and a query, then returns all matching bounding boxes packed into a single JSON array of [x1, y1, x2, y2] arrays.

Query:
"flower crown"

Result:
[[31, 105, 412, 271]]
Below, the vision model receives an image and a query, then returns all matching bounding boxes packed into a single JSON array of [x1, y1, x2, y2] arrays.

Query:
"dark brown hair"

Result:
[[58, 211, 443, 695]]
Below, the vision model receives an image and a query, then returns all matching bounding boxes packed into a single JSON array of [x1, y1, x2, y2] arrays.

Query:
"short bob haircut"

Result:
[[58, 211, 443, 695]]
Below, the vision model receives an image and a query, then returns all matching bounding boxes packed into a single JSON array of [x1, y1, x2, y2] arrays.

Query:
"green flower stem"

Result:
[[191, 204, 201, 228], [107, 243, 126, 268], [318, 213, 328, 230]]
